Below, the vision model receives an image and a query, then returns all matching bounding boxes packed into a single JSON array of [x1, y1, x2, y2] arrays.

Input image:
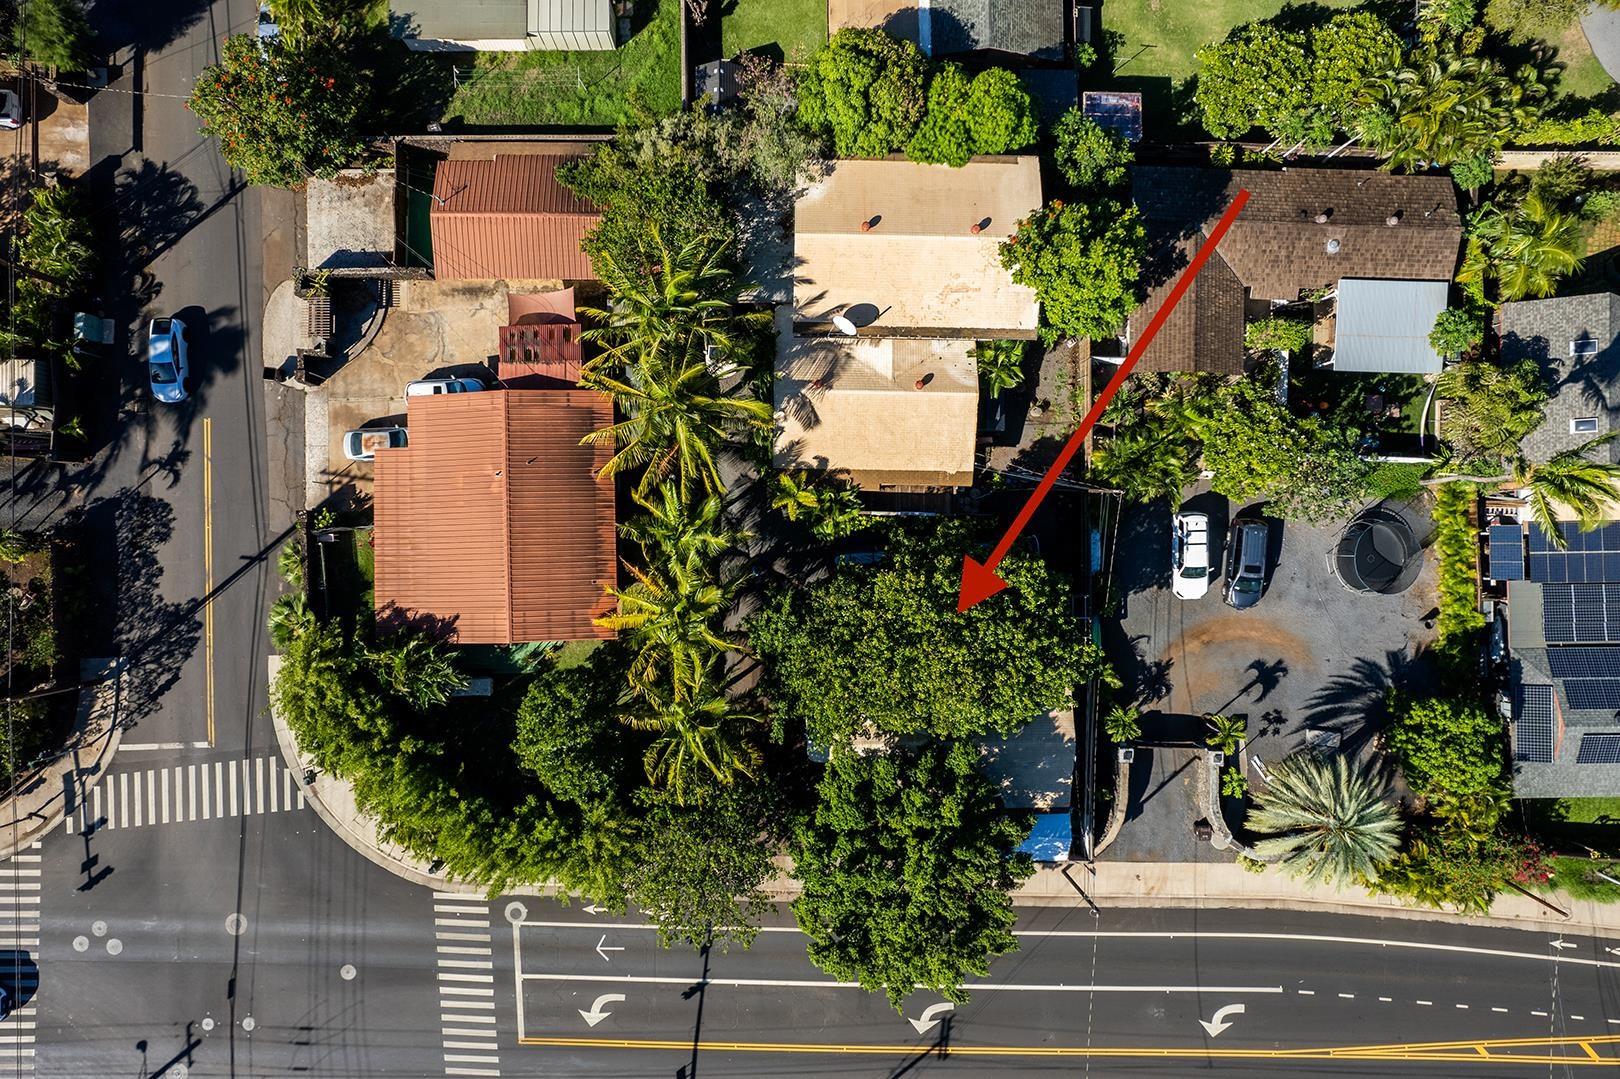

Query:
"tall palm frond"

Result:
[[619, 670, 764, 804], [596, 560, 743, 701], [1513, 434, 1620, 550], [1246, 753, 1403, 886], [620, 482, 745, 576]]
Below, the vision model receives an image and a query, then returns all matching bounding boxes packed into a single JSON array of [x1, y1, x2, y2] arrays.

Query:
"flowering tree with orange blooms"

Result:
[[187, 34, 369, 188]]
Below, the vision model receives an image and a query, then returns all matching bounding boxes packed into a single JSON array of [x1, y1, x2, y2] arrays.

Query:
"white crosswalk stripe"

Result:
[[0, 843, 40, 1077], [434, 895, 500, 1077], [66, 757, 308, 833]]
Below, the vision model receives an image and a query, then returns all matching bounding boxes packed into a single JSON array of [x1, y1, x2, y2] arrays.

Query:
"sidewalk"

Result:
[[0, 658, 125, 859]]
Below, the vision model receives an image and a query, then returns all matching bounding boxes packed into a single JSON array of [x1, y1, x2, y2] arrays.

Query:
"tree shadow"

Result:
[[111, 159, 209, 273], [84, 0, 216, 56], [1300, 646, 1436, 755]]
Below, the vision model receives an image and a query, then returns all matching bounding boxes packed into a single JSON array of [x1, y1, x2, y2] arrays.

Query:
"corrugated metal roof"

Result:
[[499, 322, 583, 387], [392, 0, 527, 41], [373, 390, 617, 644], [531, 0, 614, 48], [1333, 277, 1448, 374], [430, 155, 601, 281]]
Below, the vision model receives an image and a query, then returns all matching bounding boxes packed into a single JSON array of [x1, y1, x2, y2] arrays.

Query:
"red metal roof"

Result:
[[430, 155, 602, 281], [373, 390, 617, 644], [499, 322, 584, 387]]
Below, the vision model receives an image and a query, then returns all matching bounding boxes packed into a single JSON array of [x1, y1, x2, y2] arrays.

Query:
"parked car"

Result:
[[1171, 511, 1212, 600], [256, 3, 281, 48], [0, 90, 22, 130], [146, 317, 190, 404], [0, 982, 9, 1021], [1223, 518, 1270, 610], [406, 377, 485, 397], [343, 427, 408, 461]]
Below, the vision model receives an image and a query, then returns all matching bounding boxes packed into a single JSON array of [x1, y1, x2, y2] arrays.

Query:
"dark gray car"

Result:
[[1223, 518, 1269, 610]]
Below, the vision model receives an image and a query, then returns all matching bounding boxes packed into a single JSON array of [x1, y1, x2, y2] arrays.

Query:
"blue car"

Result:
[[147, 317, 190, 403]]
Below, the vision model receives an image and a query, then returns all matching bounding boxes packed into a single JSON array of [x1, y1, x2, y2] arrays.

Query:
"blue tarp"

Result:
[[1018, 812, 1073, 863]]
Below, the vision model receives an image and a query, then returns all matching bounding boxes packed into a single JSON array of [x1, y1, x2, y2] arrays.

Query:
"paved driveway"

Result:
[[1101, 491, 1442, 860]]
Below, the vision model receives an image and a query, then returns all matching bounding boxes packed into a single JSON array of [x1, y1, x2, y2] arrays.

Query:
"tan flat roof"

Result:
[[774, 331, 979, 488], [793, 156, 1041, 336]]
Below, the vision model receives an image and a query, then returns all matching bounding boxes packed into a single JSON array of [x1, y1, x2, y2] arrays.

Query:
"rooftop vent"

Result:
[[1386, 213, 1402, 226], [1325, 237, 1342, 254], [1314, 211, 1331, 224]]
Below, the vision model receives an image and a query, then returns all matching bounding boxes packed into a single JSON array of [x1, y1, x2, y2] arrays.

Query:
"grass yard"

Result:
[[1100, 0, 1359, 83], [1553, 21, 1617, 103], [443, 0, 681, 127], [722, 0, 827, 63]]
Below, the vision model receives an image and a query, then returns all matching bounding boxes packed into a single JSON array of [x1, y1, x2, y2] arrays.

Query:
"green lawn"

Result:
[[1101, 0, 1359, 83], [1553, 21, 1617, 103], [443, 0, 681, 126], [1523, 798, 1620, 858], [721, 0, 827, 63]]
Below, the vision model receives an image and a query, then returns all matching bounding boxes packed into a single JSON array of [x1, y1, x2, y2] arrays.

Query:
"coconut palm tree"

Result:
[[365, 631, 467, 711], [1205, 713, 1246, 755], [581, 339, 773, 500], [1457, 191, 1584, 303], [1512, 434, 1620, 550], [596, 558, 742, 702], [770, 471, 866, 540], [1103, 704, 1140, 743], [1355, 44, 1546, 170], [579, 231, 772, 380], [620, 668, 764, 804], [1089, 425, 1199, 507], [620, 482, 745, 577], [1435, 357, 1548, 465], [1245, 753, 1403, 885]]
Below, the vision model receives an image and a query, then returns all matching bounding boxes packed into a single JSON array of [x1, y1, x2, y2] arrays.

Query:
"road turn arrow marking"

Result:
[[1199, 1003, 1246, 1037], [578, 993, 625, 1027], [908, 1002, 955, 1035], [582, 904, 608, 915], [595, 934, 626, 962]]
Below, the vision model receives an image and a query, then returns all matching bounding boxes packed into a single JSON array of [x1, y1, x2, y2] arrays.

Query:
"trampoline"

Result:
[[1334, 505, 1423, 595]]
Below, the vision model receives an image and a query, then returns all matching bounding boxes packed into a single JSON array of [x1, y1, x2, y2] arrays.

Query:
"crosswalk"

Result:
[[0, 844, 39, 1075], [65, 756, 308, 833], [434, 894, 502, 1078]]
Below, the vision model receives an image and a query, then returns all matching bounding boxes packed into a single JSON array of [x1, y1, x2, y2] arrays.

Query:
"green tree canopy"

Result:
[[1356, 42, 1546, 169], [8, 0, 92, 69], [796, 28, 928, 157], [1429, 307, 1485, 358], [1051, 109, 1133, 191], [999, 199, 1145, 345], [1194, 23, 1311, 140], [964, 66, 1039, 155], [905, 61, 975, 166], [1436, 357, 1546, 464], [749, 521, 1110, 745], [1387, 693, 1508, 803], [1308, 13, 1402, 124], [1458, 190, 1584, 303], [514, 651, 633, 806], [187, 34, 370, 188], [790, 742, 1032, 1008]]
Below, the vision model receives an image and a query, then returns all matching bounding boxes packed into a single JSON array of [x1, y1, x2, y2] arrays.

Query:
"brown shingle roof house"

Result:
[[430, 152, 601, 281], [373, 390, 616, 644], [1126, 166, 1463, 374]]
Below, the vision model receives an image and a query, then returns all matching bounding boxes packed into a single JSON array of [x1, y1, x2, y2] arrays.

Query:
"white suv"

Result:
[[1171, 511, 1212, 600], [406, 377, 486, 396]]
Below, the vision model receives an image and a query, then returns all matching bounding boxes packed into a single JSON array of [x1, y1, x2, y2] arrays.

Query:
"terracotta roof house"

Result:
[[792, 155, 1041, 338], [828, 0, 1065, 59], [372, 391, 616, 644], [500, 288, 584, 388], [391, 0, 614, 51], [430, 150, 601, 282], [1500, 293, 1620, 465], [774, 325, 979, 488], [1125, 166, 1463, 375]]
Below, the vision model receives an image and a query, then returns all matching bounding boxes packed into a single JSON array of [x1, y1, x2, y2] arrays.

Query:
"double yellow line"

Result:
[[203, 416, 214, 747], [517, 1032, 1620, 1065]]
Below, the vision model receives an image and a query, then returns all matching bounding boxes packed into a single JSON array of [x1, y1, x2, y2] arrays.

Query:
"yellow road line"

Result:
[[516, 1033, 1620, 1065], [203, 416, 214, 748]]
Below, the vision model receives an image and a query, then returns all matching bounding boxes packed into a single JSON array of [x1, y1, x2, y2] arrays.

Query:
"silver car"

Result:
[[343, 427, 408, 461]]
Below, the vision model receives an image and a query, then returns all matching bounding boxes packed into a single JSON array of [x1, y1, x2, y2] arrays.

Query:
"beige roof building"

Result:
[[774, 324, 978, 489], [793, 156, 1041, 338]]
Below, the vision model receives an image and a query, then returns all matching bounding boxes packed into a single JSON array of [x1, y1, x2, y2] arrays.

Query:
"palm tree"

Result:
[[1435, 357, 1548, 464], [971, 340, 1027, 396], [268, 592, 314, 649], [770, 471, 865, 539], [1089, 425, 1199, 507], [0, 529, 29, 565], [1205, 714, 1246, 755], [620, 482, 745, 576], [579, 231, 772, 380], [1512, 434, 1620, 549], [366, 631, 468, 711], [1457, 191, 1583, 302], [581, 339, 772, 500], [267, 0, 366, 45], [596, 558, 742, 701], [1103, 704, 1140, 743], [1355, 44, 1546, 170], [1245, 753, 1403, 886], [620, 668, 764, 804]]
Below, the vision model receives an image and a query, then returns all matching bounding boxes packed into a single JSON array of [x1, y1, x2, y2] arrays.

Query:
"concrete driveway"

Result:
[[1101, 491, 1442, 861]]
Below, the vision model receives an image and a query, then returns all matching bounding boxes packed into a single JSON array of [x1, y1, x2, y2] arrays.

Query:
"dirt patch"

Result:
[[1163, 613, 1317, 672]]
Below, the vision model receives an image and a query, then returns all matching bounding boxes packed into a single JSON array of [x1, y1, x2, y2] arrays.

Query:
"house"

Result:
[[1500, 293, 1620, 465], [391, 0, 614, 51], [499, 288, 584, 388], [780, 155, 1041, 491], [792, 155, 1041, 338], [1125, 166, 1463, 375], [429, 145, 602, 282], [1500, 520, 1620, 796], [827, 0, 1066, 60], [372, 390, 616, 645]]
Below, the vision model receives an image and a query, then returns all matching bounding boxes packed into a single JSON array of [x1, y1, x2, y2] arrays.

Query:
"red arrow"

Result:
[[957, 189, 1252, 612]]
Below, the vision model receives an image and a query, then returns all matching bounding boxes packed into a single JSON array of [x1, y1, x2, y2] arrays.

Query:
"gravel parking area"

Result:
[[1100, 490, 1442, 861]]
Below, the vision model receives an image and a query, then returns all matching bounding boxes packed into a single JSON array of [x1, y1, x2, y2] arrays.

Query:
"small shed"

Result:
[[695, 59, 740, 107], [1082, 90, 1143, 144], [1332, 277, 1449, 374]]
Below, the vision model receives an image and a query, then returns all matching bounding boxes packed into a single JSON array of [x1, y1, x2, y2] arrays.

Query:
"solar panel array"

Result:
[[1542, 584, 1620, 642], [1547, 648, 1620, 678], [1565, 681, 1620, 710], [1488, 524, 1524, 581], [1577, 732, 1620, 764], [1515, 684, 1556, 763], [1527, 522, 1620, 583]]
